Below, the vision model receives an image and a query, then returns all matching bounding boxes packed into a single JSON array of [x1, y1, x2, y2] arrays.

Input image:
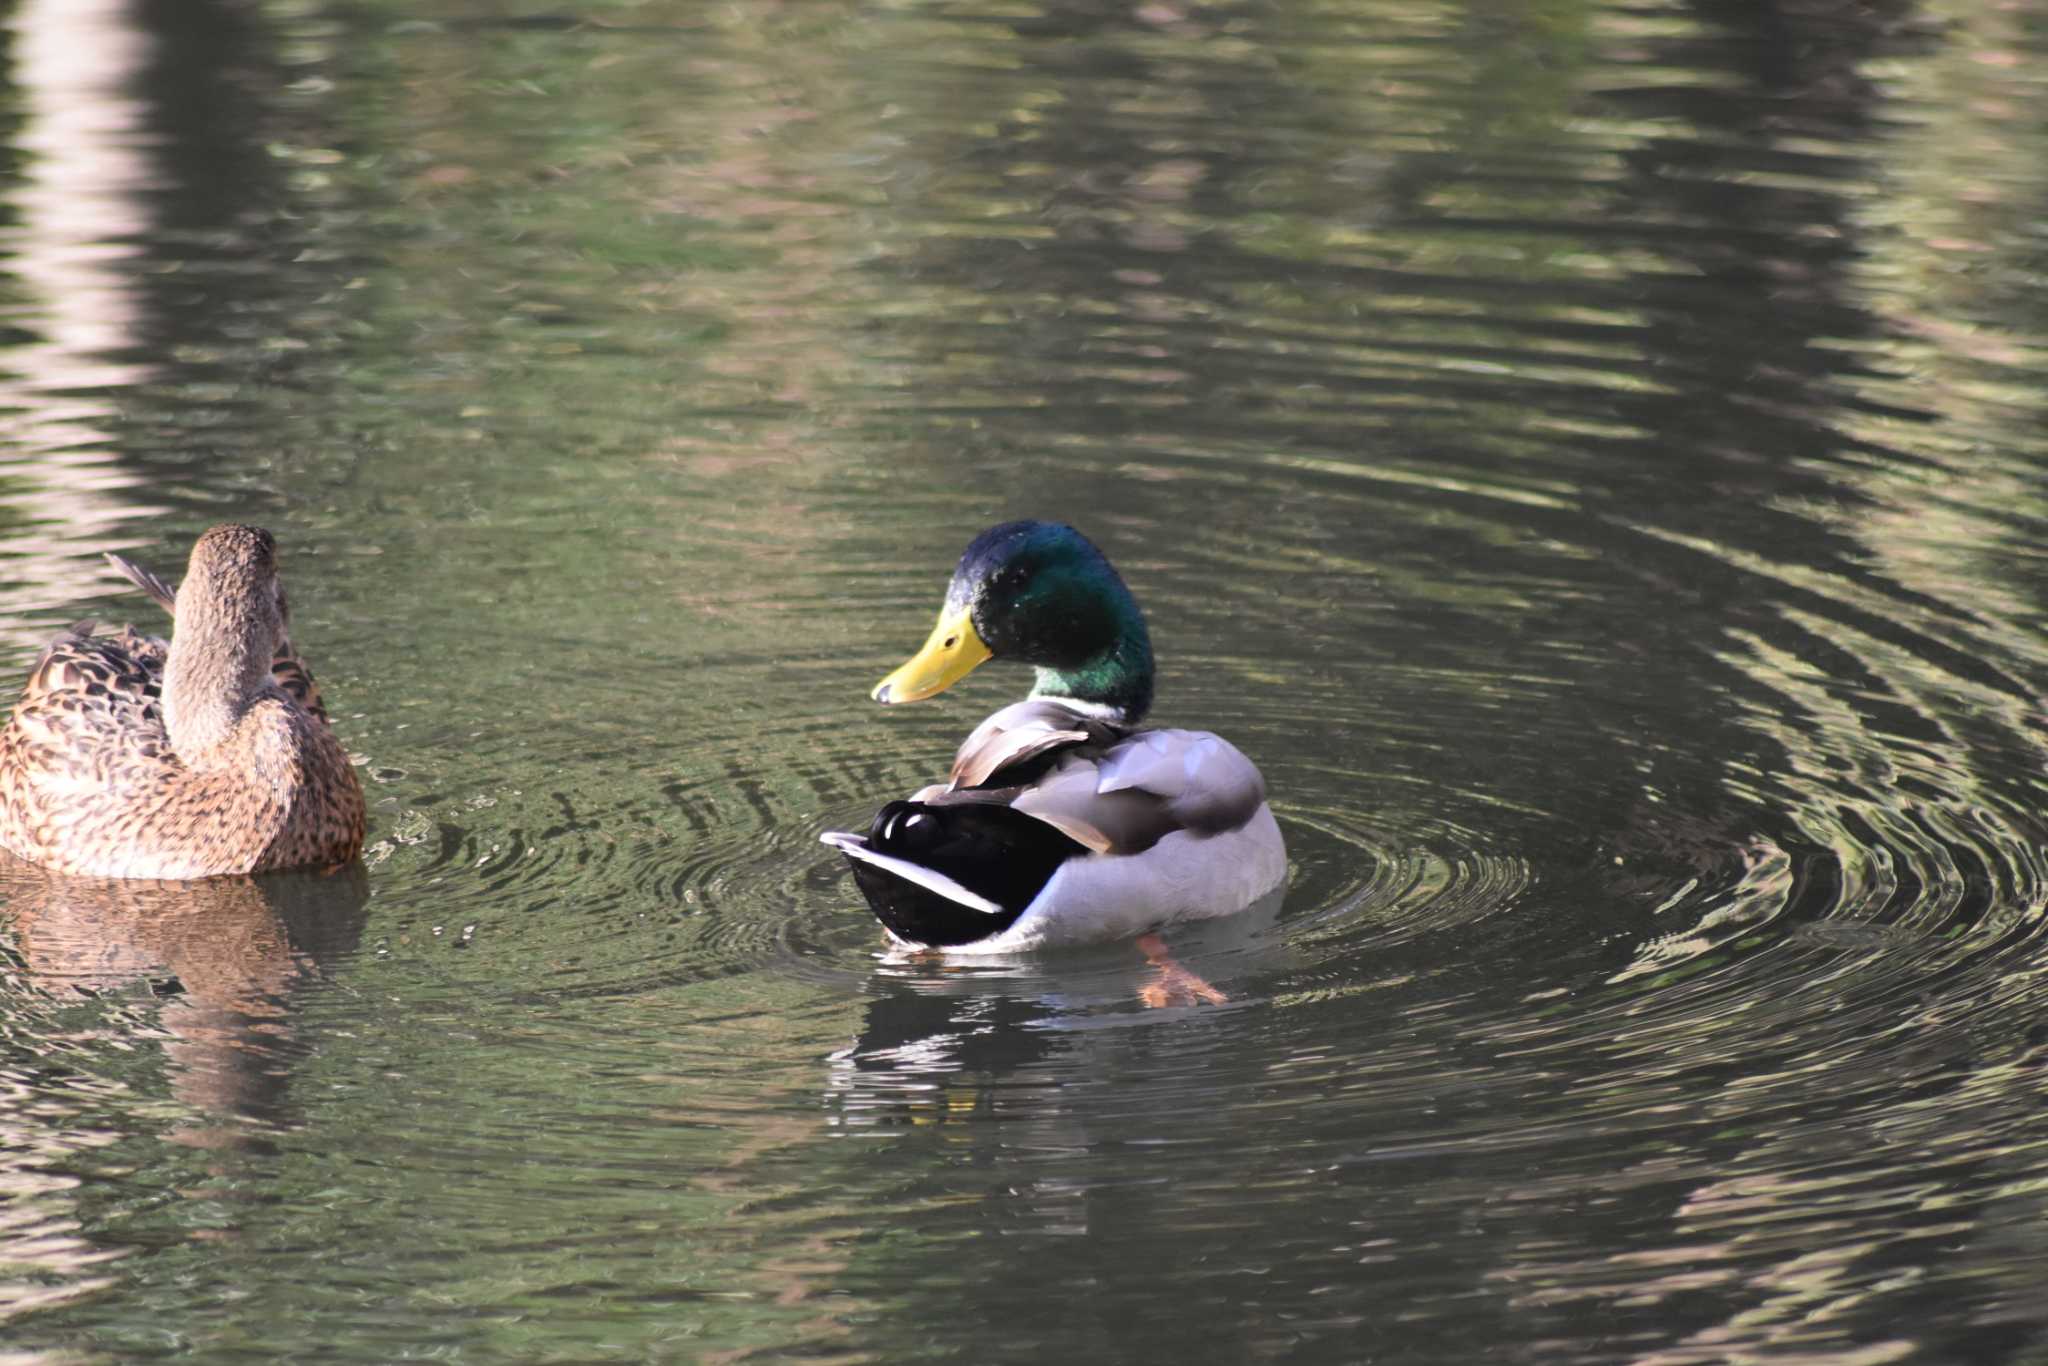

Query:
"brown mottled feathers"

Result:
[[0, 531, 364, 879], [920, 698, 1268, 857]]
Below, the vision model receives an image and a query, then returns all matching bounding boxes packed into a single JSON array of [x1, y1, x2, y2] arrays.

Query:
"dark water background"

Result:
[[3, 0, 2048, 1360]]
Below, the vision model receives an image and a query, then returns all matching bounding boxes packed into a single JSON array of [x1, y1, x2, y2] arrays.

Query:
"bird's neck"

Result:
[[162, 610, 272, 766], [1030, 630, 1153, 728]]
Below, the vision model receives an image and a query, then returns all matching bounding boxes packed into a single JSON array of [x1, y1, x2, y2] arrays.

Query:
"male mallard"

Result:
[[821, 521, 1286, 951], [0, 524, 366, 878]]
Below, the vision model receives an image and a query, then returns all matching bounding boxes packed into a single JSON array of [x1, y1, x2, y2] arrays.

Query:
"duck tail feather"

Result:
[[104, 552, 178, 617]]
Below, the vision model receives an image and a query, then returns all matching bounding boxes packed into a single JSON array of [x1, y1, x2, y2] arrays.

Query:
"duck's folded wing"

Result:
[[940, 725, 1270, 856], [1094, 729, 1268, 834], [1007, 756, 1179, 854], [261, 645, 331, 723], [945, 698, 1113, 790], [25, 629, 129, 697], [8, 633, 166, 770]]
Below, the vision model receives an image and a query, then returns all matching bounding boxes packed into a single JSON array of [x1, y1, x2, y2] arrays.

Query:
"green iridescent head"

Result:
[[872, 521, 1155, 724]]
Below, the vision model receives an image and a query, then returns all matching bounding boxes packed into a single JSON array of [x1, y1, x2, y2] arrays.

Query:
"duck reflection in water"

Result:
[[0, 855, 367, 1148], [826, 890, 1283, 1133]]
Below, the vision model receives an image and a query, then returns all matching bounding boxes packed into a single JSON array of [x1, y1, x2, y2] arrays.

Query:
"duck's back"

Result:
[[0, 626, 363, 878]]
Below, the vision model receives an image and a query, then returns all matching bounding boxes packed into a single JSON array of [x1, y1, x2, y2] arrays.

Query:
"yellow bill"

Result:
[[873, 607, 992, 704]]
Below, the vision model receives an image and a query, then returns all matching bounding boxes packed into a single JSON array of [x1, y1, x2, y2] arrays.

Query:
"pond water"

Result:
[[3, 0, 2047, 1360]]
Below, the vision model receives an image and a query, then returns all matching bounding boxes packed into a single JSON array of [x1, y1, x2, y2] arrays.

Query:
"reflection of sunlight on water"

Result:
[[0, 0, 180, 1328], [0, 0, 168, 650], [0, 1116, 122, 1323]]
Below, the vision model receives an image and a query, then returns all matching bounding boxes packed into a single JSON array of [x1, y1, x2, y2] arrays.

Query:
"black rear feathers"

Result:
[[851, 800, 1087, 947]]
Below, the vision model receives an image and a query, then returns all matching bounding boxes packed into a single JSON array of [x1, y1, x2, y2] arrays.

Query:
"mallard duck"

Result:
[[0, 524, 366, 878], [821, 520, 1286, 952]]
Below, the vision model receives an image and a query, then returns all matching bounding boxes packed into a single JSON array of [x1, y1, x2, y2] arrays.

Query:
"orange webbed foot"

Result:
[[1137, 932, 1227, 1008]]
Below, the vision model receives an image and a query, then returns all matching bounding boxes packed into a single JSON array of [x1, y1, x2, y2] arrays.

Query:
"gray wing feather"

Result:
[[932, 707, 1269, 856], [1009, 754, 1180, 854], [1095, 729, 1268, 834], [105, 553, 178, 617]]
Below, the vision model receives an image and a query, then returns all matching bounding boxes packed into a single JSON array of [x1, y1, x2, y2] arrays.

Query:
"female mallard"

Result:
[[821, 520, 1286, 952], [0, 524, 366, 878]]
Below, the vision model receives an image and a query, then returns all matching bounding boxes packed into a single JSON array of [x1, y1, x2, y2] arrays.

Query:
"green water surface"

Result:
[[4, 1, 2048, 1361]]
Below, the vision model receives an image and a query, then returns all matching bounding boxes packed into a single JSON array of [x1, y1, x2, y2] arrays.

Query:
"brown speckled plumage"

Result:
[[0, 525, 366, 878]]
